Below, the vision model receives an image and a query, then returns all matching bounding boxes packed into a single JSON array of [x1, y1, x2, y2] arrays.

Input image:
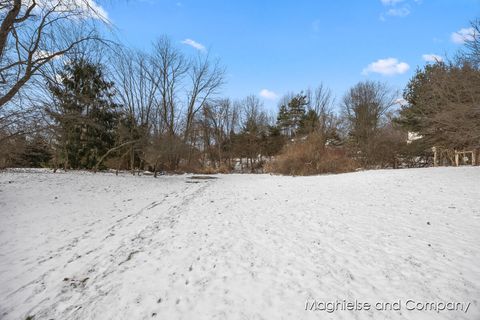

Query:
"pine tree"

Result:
[[288, 94, 307, 136], [299, 109, 319, 135], [47, 59, 120, 169], [276, 104, 290, 136]]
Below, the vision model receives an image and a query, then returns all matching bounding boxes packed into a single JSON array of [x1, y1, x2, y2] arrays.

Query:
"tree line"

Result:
[[0, 2, 478, 174]]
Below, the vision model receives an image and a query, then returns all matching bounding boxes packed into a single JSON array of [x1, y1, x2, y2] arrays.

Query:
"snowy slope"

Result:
[[0, 168, 479, 320]]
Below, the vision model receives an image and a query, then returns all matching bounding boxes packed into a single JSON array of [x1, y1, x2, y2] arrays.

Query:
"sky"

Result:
[[98, 0, 479, 110]]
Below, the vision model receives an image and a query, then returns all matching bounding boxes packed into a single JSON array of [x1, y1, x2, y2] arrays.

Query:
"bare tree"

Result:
[[110, 47, 160, 171], [113, 49, 158, 128], [0, 99, 41, 144], [342, 80, 398, 165], [304, 84, 337, 138], [151, 36, 188, 137], [0, 0, 107, 108], [237, 95, 270, 170], [201, 98, 239, 167], [184, 54, 225, 143], [462, 18, 480, 67]]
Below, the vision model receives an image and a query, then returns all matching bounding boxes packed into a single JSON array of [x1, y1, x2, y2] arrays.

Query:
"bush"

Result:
[[266, 134, 357, 175]]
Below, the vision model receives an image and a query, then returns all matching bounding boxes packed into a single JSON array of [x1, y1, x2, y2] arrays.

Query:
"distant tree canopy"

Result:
[[1, 9, 478, 172], [47, 58, 120, 169]]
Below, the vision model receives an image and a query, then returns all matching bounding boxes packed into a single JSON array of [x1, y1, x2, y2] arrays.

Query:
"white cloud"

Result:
[[380, 0, 417, 20], [381, 0, 404, 5], [259, 89, 279, 100], [386, 7, 410, 17], [34, 0, 109, 21], [451, 27, 476, 44], [362, 58, 410, 76], [79, 0, 108, 20], [422, 54, 443, 63], [181, 39, 206, 52]]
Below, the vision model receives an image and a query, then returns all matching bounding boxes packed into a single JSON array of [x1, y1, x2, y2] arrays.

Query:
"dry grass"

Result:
[[266, 135, 357, 176]]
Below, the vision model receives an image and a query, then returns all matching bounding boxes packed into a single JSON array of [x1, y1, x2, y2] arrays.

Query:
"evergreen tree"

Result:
[[276, 104, 290, 136], [47, 59, 120, 169], [287, 93, 307, 136], [397, 61, 480, 149], [299, 109, 319, 135], [265, 125, 285, 157], [275, 93, 308, 137]]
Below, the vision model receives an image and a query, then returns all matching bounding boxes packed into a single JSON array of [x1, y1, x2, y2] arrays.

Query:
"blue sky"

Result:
[[100, 0, 479, 110]]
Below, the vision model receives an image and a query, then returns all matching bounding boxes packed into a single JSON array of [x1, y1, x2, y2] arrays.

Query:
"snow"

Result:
[[0, 167, 479, 320]]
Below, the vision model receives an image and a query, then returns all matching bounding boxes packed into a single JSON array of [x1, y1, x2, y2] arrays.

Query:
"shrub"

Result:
[[266, 134, 357, 175]]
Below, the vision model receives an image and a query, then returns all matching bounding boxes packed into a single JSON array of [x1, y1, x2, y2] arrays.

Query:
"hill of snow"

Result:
[[0, 167, 479, 320]]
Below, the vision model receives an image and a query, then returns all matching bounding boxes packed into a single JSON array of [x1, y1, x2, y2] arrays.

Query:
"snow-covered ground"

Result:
[[0, 167, 479, 320]]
